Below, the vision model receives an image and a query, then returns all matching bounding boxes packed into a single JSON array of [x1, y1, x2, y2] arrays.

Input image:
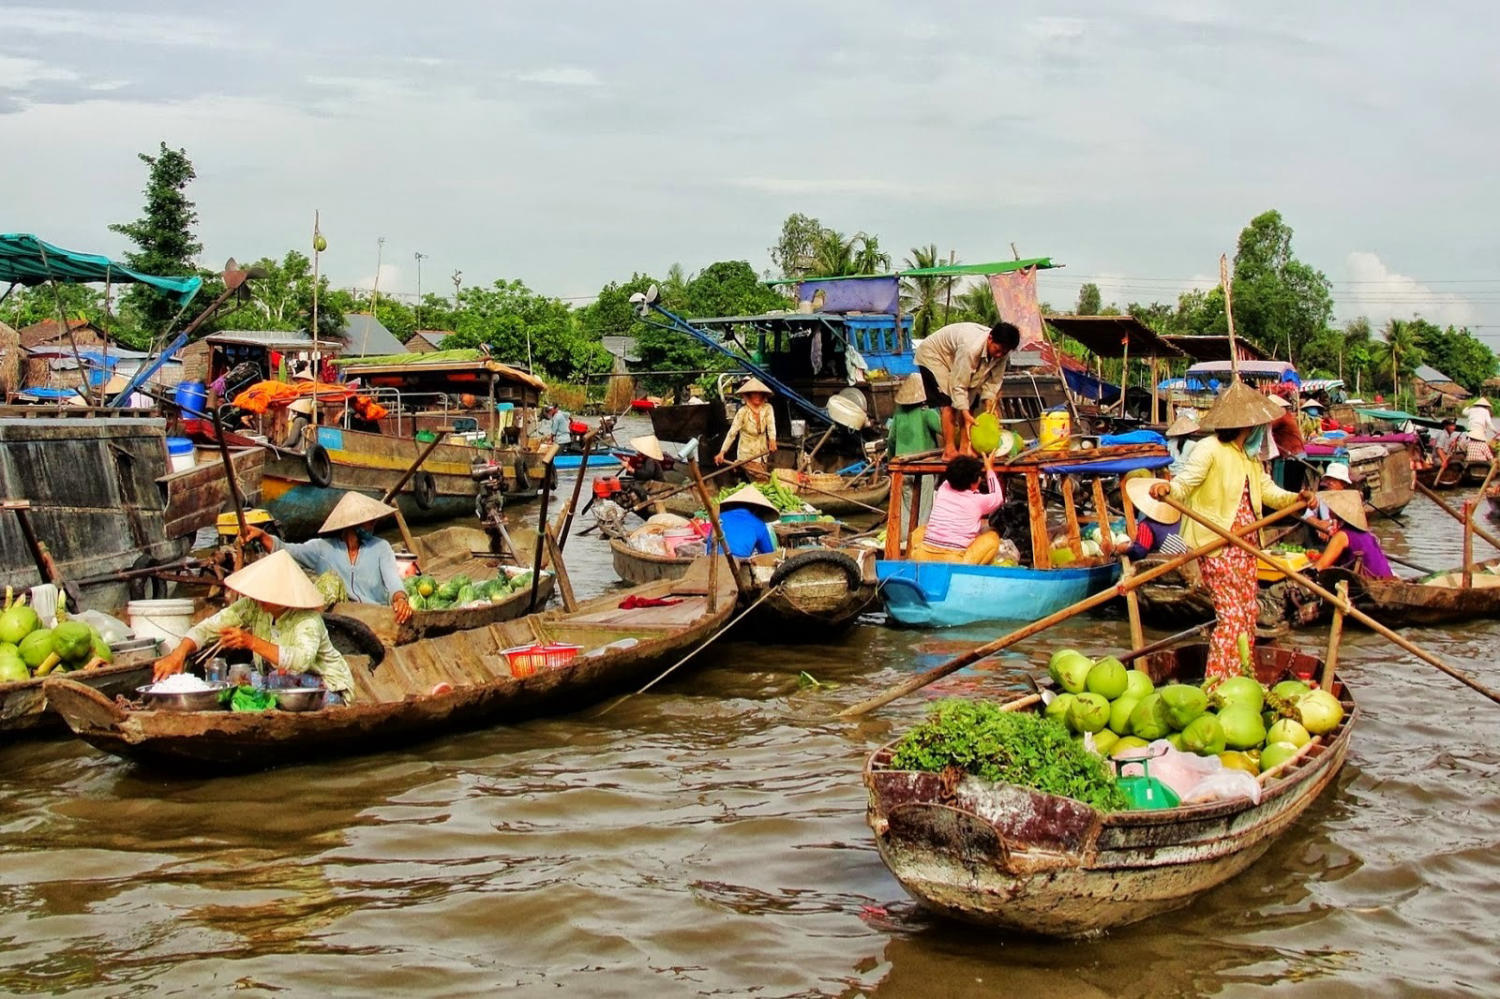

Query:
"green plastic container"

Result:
[[1113, 755, 1180, 810]]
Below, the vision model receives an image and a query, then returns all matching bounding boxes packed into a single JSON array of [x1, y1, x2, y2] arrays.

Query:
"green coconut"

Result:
[[0, 605, 40, 645], [1085, 657, 1128, 700]]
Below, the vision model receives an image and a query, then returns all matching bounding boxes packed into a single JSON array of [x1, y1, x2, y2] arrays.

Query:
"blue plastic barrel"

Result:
[[165, 437, 195, 457], [174, 380, 207, 417]]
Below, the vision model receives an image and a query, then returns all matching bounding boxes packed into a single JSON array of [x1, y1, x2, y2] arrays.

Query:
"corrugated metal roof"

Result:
[[341, 313, 409, 357], [1414, 364, 1457, 385], [206, 330, 342, 350]]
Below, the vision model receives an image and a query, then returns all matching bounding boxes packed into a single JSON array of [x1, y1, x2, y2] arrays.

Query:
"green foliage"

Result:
[[1076, 282, 1102, 316], [108, 143, 203, 341], [3, 284, 108, 332], [1410, 320, 1496, 393], [770, 213, 831, 279], [1230, 210, 1334, 362], [441, 278, 610, 379], [951, 280, 999, 325], [233, 250, 345, 339], [889, 699, 1128, 812], [810, 230, 889, 277], [901, 244, 956, 338]]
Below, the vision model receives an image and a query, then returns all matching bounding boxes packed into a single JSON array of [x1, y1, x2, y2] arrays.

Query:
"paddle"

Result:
[[837, 501, 1308, 719], [1118, 619, 1215, 664], [1162, 496, 1500, 707]]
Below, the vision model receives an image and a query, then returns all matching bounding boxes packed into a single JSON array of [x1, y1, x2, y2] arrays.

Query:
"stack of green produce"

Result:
[[0, 591, 113, 683], [711, 479, 809, 514], [1045, 646, 1345, 776], [889, 699, 1128, 812], [401, 570, 536, 612]]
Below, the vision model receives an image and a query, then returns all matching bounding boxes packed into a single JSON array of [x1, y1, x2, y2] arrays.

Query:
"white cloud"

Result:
[[3, 6, 246, 48], [0, 56, 77, 89], [1343, 251, 1478, 328], [513, 67, 601, 87]]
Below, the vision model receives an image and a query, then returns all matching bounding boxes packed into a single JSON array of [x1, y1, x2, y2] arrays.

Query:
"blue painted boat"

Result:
[[554, 450, 625, 471], [875, 559, 1121, 628]]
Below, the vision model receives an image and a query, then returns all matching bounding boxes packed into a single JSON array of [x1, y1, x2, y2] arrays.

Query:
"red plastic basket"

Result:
[[501, 643, 582, 677]]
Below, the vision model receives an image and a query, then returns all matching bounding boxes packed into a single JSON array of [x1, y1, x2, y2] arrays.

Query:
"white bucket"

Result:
[[790, 419, 807, 438], [126, 599, 197, 646]]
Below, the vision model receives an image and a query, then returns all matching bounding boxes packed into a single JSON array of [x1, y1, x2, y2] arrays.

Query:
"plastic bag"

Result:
[[73, 609, 132, 644], [1180, 770, 1262, 806], [1117, 740, 1220, 797]]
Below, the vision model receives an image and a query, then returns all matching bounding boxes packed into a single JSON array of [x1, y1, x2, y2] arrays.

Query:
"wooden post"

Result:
[[905, 471, 923, 555], [1321, 580, 1348, 692], [885, 468, 904, 559], [1121, 557, 1145, 651], [1418, 480, 1500, 553], [688, 458, 747, 610], [1120, 478, 1139, 538], [1463, 499, 1475, 589], [557, 432, 596, 548], [1091, 477, 1115, 558], [542, 525, 577, 611], [1026, 471, 1050, 568], [1150, 358, 1160, 425], [1060, 477, 1083, 558], [526, 459, 554, 612]]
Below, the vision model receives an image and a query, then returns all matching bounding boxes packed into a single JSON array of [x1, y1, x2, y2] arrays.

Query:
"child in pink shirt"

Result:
[[912, 453, 1005, 564]]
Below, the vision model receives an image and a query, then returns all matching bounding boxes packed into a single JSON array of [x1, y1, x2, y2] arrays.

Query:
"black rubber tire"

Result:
[[768, 548, 862, 590], [127, 554, 168, 602], [322, 613, 386, 671], [412, 470, 437, 510], [305, 442, 334, 488]]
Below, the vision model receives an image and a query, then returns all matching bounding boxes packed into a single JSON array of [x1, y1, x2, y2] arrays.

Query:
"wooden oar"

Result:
[[778, 475, 889, 517], [1417, 480, 1500, 554], [1118, 620, 1214, 664], [837, 502, 1308, 719], [1162, 496, 1500, 707]]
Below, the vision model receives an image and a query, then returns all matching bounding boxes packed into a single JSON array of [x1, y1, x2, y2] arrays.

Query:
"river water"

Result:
[[2, 458, 1497, 997]]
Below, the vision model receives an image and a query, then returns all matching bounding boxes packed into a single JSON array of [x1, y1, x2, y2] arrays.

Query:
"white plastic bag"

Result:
[[1180, 770, 1262, 806]]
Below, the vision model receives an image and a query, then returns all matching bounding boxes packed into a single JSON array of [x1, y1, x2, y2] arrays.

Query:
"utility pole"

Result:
[[451, 269, 463, 308], [371, 236, 385, 315], [414, 251, 427, 330]]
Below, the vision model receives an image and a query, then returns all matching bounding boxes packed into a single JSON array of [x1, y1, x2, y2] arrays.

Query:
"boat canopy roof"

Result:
[[687, 311, 907, 329], [335, 350, 546, 392], [1043, 314, 1184, 359], [1300, 378, 1344, 394], [764, 256, 1057, 287], [1185, 360, 1300, 384], [1161, 335, 1272, 363], [0, 233, 202, 304]]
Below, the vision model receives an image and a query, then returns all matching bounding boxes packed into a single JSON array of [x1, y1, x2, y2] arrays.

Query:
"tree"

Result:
[[769, 213, 831, 279], [809, 230, 888, 277], [954, 280, 999, 325], [109, 143, 203, 345], [1370, 318, 1425, 400], [1230, 210, 1333, 362], [901, 244, 954, 338], [4, 283, 107, 331], [1076, 283, 1102, 316], [682, 260, 785, 317], [1409, 320, 1497, 392], [442, 279, 609, 379], [237, 250, 343, 338]]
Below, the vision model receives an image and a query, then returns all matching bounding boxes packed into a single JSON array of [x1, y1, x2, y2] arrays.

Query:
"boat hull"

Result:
[[0, 647, 157, 740], [876, 559, 1121, 628]]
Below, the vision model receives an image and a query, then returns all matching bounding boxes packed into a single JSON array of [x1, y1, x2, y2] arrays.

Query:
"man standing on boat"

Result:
[[913, 321, 1021, 460], [241, 492, 413, 624], [542, 403, 572, 443]]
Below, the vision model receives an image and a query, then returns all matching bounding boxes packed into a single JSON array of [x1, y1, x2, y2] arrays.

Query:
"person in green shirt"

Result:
[[886, 373, 941, 540]]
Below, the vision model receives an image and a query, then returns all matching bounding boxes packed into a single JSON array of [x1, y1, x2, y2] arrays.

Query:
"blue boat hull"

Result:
[[875, 559, 1121, 628], [554, 451, 624, 470]]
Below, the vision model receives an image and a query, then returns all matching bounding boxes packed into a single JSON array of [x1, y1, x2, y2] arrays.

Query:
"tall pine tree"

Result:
[[109, 143, 202, 345]]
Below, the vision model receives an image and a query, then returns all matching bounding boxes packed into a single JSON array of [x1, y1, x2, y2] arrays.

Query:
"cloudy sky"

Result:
[[5, 1, 1498, 344]]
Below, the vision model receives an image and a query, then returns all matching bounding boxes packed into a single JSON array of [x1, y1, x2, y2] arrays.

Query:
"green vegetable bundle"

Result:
[[890, 699, 1128, 812], [711, 479, 805, 513]]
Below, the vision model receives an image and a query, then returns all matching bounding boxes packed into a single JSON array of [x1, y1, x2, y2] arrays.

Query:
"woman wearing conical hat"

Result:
[[1310, 490, 1395, 580], [715, 377, 777, 472], [151, 550, 357, 704], [1149, 382, 1314, 680], [241, 491, 412, 625]]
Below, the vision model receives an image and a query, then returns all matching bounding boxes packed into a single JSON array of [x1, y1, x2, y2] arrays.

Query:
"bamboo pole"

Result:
[[1417, 480, 1500, 553], [1121, 557, 1146, 650], [838, 501, 1308, 719], [1463, 500, 1475, 589], [1162, 496, 1500, 707], [1321, 580, 1348, 691]]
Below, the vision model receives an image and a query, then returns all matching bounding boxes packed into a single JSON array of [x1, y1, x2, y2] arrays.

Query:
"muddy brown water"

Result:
[[2, 465, 1497, 996]]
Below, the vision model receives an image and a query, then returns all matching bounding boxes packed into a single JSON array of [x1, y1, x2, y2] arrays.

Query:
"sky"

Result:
[[4, 1, 1499, 348]]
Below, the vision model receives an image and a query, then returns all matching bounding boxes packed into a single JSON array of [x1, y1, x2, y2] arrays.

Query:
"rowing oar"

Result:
[[577, 453, 770, 535], [1163, 496, 1500, 707], [210, 406, 252, 569], [775, 475, 888, 517], [1294, 456, 1404, 525], [1119, 620, 1215, 664], [1417, 480, 1500, 554], [837, 501, 1308, 719]]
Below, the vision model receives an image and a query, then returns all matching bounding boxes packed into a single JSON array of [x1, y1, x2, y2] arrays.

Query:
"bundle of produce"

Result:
[[1044, 641, 1345, 776], [889, 699, 1128, 812], [711, 479, 811, 514], [0, 589, 112, 682], [401, 568, 541, 611]]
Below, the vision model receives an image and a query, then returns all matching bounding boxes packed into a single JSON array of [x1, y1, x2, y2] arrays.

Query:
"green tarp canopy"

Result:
[[0, 232, 202, 305]]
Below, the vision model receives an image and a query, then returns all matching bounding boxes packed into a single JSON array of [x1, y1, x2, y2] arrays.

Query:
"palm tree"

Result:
[[901, 244, 944, 338], [850, 232, 890, 275], [1371, 317, 1425, 403], [957, 279, 999, 325], [811, 230, 854, 277]]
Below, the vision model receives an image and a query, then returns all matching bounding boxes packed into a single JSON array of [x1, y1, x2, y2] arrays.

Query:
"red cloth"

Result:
[[1202, 487, 1260, 680], [618, 595, 684, 609]]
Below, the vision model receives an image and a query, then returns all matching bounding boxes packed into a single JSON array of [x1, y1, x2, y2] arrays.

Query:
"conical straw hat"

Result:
[[1164, 414, 1199, 437], [894, 372, 926, 405], [1196, 381, 1285, 431], [1319, 489, 1368, 531], [630, 434, 665, 461], [224, 550, 326, 609], [736, 376, 774, 397], [1268, 394, 1291, 409], [1124, 477, 1180, 524], [318, 491, 397, 534], [1471, 397, 1491, 410], [719, 484, 780, 521]]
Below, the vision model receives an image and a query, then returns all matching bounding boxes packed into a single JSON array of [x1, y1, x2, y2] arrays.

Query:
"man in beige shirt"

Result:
[[913, 320, 1021, 459]]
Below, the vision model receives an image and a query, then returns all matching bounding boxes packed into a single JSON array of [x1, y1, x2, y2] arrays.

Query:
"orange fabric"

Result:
[[231, 380, 356, 414]]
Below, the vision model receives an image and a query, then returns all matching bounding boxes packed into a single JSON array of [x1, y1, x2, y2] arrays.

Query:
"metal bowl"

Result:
[[136, 682, 229, 712], [274, 687, 327, 712]]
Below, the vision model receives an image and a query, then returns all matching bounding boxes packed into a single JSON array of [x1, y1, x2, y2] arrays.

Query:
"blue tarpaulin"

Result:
[[1041, 455, 1173, 475], [1101, 430, 1168, 448]]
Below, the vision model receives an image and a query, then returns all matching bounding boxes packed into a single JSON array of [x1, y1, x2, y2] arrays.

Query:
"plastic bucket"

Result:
[[174, 380, 207, 418], [166, 436, 196, 472], [789, 419, 807, 438], [126, 598, 197, 645], [1040, 409, 1071, 451]]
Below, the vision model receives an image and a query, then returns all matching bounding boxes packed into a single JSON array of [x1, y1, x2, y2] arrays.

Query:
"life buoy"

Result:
[[305, 442, 334, 488], [412, 470, 437, 510]]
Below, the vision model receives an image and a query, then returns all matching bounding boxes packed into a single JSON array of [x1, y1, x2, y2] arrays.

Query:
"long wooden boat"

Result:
[[877, 559, 1121, 628], [1326, 559, 1500, 626], [43, 562, 739, 771], [1304, 441, 1415, 512], [609, 539, 877, 635], [0, 642, 159, 740], [657, 475, 890, 519], [863, 642, 1355, 936]]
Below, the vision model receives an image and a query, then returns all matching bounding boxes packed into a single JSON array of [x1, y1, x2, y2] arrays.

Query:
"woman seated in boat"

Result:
[[1303, 462, 1354, 533], [241, 492, 413, 624], [910, 453, 1004, 564], [1123, 477, 1186, 558], [1149, 384, 1313, 680], [708, 485, 779, 558], [715, 378, 777, 473], [151, 550, 357, 704], [1311, 490, 1396, 580]]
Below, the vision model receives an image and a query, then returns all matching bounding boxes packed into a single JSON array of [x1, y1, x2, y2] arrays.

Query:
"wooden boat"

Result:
[[43, 562, 739, 771], [657, 474, 890, 519], [1133, 551, 1320, 635], [863, 642, 1355, 937], [329, 525, 555, 646], [0, 642, 160, 740], [876, 445, 1168, 629], [1325, 558, 1500, 626], [609, 539, 877, 636]]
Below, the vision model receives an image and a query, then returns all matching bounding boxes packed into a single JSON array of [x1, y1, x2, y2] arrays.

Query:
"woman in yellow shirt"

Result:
[[1150, 383, 1311, 680]]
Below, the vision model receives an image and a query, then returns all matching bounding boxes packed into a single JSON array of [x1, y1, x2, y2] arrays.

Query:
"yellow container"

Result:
[[1040, 410, 1071, 451], [217, 509, 275, 538], [1256, 550, 1310, 583]]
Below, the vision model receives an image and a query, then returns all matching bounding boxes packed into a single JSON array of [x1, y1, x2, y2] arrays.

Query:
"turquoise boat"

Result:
[[876, 559, 1120, 628]]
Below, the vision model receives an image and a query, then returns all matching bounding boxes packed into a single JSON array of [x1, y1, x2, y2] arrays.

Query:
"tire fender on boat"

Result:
[[412, 470, 437, 510], [305, 442, 334, 488], [769, 549, 862, 590]]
